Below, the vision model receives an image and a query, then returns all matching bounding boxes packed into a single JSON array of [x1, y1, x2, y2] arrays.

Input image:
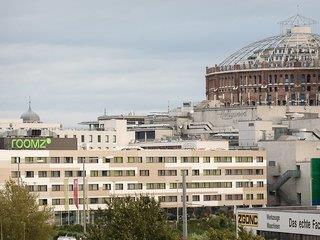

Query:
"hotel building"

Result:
[[0, 137, 267, 224]]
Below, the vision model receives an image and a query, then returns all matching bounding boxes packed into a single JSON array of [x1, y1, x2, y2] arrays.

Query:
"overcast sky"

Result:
[[0, 0, 319, 126]]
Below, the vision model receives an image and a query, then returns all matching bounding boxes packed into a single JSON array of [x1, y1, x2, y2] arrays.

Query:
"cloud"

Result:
[[0, 0, 319, 125]]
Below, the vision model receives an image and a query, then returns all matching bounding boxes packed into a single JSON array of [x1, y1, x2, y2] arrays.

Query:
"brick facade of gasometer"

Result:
[[206, 62, 320, 106]]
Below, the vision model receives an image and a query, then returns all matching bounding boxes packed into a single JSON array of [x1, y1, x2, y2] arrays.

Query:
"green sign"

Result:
[[11, 138, 52, 150]]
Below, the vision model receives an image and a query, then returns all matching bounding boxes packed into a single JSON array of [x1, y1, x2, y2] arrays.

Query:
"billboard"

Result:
[[0, 137, 77, 150], [237, 209, 320, 236]]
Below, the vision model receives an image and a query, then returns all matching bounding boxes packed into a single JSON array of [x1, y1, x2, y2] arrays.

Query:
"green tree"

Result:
[[206, 226, 265, 240], [86, 196, 179, 240], [0, 180, 54, 240], [206, 228, 236, 240], [238, 227, 265, 240]]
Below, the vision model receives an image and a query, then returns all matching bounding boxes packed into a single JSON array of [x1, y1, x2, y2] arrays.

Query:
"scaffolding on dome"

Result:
[[218, 14, 320, 69], [278, 14, 319, 34]]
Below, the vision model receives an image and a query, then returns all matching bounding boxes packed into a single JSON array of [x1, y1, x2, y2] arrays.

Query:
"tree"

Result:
[[0, 180, 54, 240], [86, 196, 179, 240], [238, 227, 265, 240], [206, 226, 265, 240], [206, 228, 236, 240]]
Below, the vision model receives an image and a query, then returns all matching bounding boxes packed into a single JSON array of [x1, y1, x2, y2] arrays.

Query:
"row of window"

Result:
[[58, 134, 117, 143], [26, 180, 265, 192], [212, 73, 320, 86], [39, 193, 265, 206], [11, 156, 264, 164], [12, 168, 264, 179]]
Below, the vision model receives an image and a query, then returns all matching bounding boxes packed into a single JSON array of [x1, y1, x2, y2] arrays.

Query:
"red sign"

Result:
[[73, 179, 79, 209]]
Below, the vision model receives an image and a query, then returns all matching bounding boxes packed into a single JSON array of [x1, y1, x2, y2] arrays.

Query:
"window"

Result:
[[146, 183, 166, 190], [192, 195, 200, 201], [158, 196, 177, 202], [115, 183, 123, 190], [102, 170, 110, 177], [68, 184, 73, 191], [127, 183, 143, 190], [139, 170, 149, 176], [26, 171, 34, 178], [25, 157, 34, 164], [256, 157, 264, 162], [97, 135, 101, 142], [113, 157, 123, 163], [103, 157, 111, 163], [90, 170, 99, 177], [181, 157, 199, 163], [158, 170, 177, 176], [89, 157, 98, 163], [52, 185, 61, 191], [52, 199, 61, 205], [127, 157, 142, 163], [65, 171, 73, 177], [246, 194, 254, 200], [192, 170, 200, 176], [203, 169, 221, 176], [51, 171, 60, 178], [50, 157, 60, 163], [105, 135, 109, 143], [81, 135, 85, 142], [112, 170, 122, 177], [64, 157, 73, 164], [236, 181, 253, 188], [11, 171, 19, 178], [203, 195, 221, 201], [225, 194, 243, 200], [113, 135, 116, 143], [214, 156, 232, 163], [257, 181, 264, 187], [90, 198, 99, 204], [180, 169, 188, 176], [38, 171, 47, 178], [103, 184, 111, 190], [126, 170, 135, 176], [11, 157, 20, 164], [89, 135, 93, 142], [37, 185, 47, 192], [89, 184, 99, 191], [235, 157, 253, 163], [203, 157, 210, 163], [76, 171, 83, 177], [36, 157, 47, 163], [27, 185, 34, 192], [257, 193, 264, 200], [39, 199, 48, 206], [77, 157, 86, 163]]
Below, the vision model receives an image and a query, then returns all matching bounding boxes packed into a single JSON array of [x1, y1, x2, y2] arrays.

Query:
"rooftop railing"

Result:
[[206, 60, 320, 74]]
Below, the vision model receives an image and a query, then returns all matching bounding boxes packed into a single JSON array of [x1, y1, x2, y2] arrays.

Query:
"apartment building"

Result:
[[0, 137, 267, 225], [54, 119, 135, 150]]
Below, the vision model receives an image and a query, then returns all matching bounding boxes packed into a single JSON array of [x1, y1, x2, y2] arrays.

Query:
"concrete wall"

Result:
[[238, 121, 274, 147], [259, 140, 320, 206], [193, 105, 320, 129]]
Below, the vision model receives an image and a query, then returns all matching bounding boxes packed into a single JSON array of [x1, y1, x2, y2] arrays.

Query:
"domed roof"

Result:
[[20, 101, 40, 123], [219, 14, 320, 68]]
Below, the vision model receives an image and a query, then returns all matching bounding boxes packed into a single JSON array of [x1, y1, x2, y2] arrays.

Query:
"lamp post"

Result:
[[82, 158, 86, 234], [176, 179, 179, 228], [17, 157, 21, 185], [182, 172, 187, 240]]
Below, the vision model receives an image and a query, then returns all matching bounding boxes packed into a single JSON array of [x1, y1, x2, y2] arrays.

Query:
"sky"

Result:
[[0, 0, 319, 126]]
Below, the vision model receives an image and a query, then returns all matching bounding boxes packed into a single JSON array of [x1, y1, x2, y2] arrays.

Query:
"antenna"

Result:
[[28, 96, 31, 109], [167, 100, 170, 113]]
